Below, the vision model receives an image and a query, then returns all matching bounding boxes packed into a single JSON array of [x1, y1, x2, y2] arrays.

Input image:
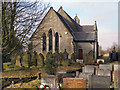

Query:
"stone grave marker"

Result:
[[114, 64, 120, 71], [96, 69, 112, 82], [99, 64, 113, 71], [79, 72, 92, 83], [41, 76, 58, 88], [75, 71, 79, 78], [88, 75, 110, 88], [82, 65, 95, 74], [63, 78, 86, 89], [113, 65, 120, 89]]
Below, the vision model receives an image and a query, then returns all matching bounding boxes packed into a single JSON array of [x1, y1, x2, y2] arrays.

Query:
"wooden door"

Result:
[[79, 49, 83, 59]]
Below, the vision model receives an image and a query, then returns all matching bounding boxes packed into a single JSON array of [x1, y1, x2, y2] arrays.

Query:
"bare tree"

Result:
[[1, 1, 49, 62]]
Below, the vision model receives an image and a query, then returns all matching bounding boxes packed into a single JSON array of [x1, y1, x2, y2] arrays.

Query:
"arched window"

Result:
[[42, 33, 46, 51], [55, 32, 59, 51], [48, 29, 52, 51]]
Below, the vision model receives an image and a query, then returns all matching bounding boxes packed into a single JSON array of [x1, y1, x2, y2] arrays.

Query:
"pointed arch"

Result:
[[42, 33, 46, 51], [48, 29, 52, 51], [55, 32, 59, 51]]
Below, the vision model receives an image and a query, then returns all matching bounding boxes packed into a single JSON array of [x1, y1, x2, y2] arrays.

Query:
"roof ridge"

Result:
[[81, 25, 94, 26], [54, 10, 74, 36]]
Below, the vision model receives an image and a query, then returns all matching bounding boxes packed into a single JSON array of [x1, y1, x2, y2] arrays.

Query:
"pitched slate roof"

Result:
[[55, 7, 96, 41], [81, 25, 95, 32], [31, 7, 97, 41], [73, 32, 95, 41], [57, 7, 79, 32]]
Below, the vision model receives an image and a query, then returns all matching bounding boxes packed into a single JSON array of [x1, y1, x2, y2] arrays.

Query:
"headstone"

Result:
[[114, 64, 120, 71], [112, 52, 117, 61], [76, 59, 83, 64], [96, 69, 112, 82], [88, 75, 110, 88], [113, 65, 120, 89], [79, 72, 92, 83], [55, 53, 59, 62], [63, 78, 86, 89], [82, 65, 95, 74], [63, 49, 69, 60], [41, 76, 58, 88], [96, 69, 111, 76], [99, 64, 113, 71], [75, 71, 79, 78], [15, 55, 21, 66], [37, 53, 44, 67], [114, 70, 120, 89], [22, 52, 29, 67]]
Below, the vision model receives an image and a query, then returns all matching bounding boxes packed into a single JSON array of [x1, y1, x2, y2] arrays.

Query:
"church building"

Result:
[[30, 6, 99, 61]]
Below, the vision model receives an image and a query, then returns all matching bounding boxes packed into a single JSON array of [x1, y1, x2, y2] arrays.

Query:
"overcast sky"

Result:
[[44, 0, 119, 50]]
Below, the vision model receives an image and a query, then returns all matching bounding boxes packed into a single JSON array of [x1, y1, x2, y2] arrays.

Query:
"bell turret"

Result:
[[74, 14, 80, 24]]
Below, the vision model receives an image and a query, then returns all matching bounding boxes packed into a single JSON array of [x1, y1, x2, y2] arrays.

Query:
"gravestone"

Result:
[[41, 76, 58, 88], [63, 49, 69, 60], [114, 64, 120, 71], [75, 71, 79, 78], [99, 64, 113, 71], [113, 65, 120, 89], [112, 52, 117, 61], [15, 55, 21, 66], [76, 59, 83, 64], [82, 65, 95, 74], [22, 52, 29, 67], [96, 69, 111, 76], [88, 75, 110, 88], [37, 53, 44, 67], [96, 69, 112, 82], [63, 78, 86, 89], [79, 72, 92, 83]]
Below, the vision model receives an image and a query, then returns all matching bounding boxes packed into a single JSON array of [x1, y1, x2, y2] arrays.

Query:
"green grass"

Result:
[[110, 61, 120, 65]]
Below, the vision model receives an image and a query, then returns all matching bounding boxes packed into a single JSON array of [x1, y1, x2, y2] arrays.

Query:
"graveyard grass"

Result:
[[2, 62, 82, 78], [2, 61, 83, 88]]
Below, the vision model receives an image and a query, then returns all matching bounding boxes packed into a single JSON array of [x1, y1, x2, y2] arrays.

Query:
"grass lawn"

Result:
[[6, 79, 41, 88], [2, 67, 47, 78]]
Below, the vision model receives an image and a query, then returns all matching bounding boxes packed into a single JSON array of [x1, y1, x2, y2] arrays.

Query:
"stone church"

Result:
[[30, 6, 99, 61]]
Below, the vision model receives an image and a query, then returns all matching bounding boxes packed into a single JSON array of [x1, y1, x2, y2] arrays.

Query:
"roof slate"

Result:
[[31, 7, 97, 41], [56, 7, 96, 41]]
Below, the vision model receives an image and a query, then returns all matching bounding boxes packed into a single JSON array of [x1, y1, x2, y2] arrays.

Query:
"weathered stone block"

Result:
[[96, 69, 112, 82], [63, 78, 86, 89], [99, 64, 113, 71], [79, 72, 92, 83], [41, 76, 58, 88], [88, 75, 110, 88], [82, 65, 95, 74]]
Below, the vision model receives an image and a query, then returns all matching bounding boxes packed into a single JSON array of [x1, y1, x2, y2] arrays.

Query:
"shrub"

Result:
[[62, 60, 69, 66]]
